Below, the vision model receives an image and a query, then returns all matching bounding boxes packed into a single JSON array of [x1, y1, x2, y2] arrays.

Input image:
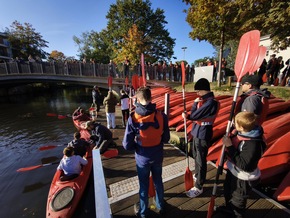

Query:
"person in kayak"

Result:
[[182, 78, 220, 198], [85, 121, 116, 154], [67, 132, 90, 157], [215, 111, 266, 217], [72, 107, 90, 121], [123, 86, 170, 218], [57, 147, 88, 181]]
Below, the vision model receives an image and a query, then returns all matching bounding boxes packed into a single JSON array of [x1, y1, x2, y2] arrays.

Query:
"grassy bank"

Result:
[[172, 81, 290, 101]]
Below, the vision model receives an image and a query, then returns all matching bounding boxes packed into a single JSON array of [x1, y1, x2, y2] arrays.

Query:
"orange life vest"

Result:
[[132, 111, 164, 147]]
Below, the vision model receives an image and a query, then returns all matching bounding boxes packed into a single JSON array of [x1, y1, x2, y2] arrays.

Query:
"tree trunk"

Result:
[[217, 29, 225, 87]]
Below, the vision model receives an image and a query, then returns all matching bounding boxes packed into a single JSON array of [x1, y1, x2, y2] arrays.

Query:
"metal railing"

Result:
[[0, 61, 195, 82]]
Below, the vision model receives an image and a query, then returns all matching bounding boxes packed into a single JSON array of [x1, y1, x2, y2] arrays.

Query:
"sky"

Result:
[[0, 0, 215, 64]]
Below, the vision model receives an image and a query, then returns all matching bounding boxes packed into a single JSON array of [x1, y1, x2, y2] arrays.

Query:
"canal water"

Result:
[[0, 85, 97, 218]]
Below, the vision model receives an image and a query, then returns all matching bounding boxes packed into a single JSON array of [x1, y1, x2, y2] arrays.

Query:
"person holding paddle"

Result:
[[182, 78, 219, 198], [123, 87, 170, 218], [215, 112, 266, 217]]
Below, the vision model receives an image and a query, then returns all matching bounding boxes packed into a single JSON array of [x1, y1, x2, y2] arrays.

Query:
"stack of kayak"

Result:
[[149, 86, 290, 203]]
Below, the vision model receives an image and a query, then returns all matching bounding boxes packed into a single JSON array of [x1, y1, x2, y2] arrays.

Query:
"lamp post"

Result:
[[181, 47, 187, 60]]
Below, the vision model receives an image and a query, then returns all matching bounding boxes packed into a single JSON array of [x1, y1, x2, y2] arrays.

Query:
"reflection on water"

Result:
[[0, 85, 94, 218]]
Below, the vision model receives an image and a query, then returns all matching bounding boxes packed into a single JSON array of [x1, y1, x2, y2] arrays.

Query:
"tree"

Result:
[[183, 0, 290, 85], [75, 0, 175, 65], [73, 30, 110, 63], [5, 20, 49, 60], [50, 50, 65, 61], [113, 24, 149, 66], [106, 0, 175, 64]]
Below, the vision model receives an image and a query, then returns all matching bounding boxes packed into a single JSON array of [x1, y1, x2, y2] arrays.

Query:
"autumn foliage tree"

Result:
[[50, 50, 65, 61], [5, 20, 48, 60]]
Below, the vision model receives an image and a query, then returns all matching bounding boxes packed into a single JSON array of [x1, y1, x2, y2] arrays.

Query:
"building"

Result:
[[260, 35, 290, 67], [0, 32, 13, 62]]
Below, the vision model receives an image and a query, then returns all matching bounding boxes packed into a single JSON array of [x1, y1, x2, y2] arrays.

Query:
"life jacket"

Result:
[[131, 110, 164, 147], [195, 98, 220, 126], [226, 133, 266, 181], [235, 91, 269, 125]]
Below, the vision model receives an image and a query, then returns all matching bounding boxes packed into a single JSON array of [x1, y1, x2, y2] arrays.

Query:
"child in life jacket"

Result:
[[183, 78, 220, 198], [216, 111, 266, 218], [57, 147, 88, 181]]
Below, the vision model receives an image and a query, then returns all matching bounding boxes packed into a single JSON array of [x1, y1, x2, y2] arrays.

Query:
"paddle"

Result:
[[17, 149, 118, 172], [108, 76, 113, 91], [181, 61, 194, 191], [141, 53, 146, 87], [46, 113, 71, 119], [248, 46, 267, 74], [207, 30, 261, 218], [17, 162, 59, 172]]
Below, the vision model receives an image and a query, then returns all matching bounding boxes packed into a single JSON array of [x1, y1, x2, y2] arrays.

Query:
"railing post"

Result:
[[15, 62, 20, 74], [79, 62, 82, 76], [28, 62, 31, 74], [164, 93, 170, 116], [52, 61, 56, 74], [40, 62, 43, 74], [93, 63, 96, 77], [4, 62, 9, 74]]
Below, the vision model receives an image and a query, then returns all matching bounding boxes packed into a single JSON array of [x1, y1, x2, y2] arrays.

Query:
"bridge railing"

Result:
[[0, 61, 194, 82]]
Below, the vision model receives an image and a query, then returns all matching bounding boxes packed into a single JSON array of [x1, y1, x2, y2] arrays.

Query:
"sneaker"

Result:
[[186, 187, 203, 198], [214, 206, 234, 215], [152, 197, 166, 215], [193, 174, 197, 182], [134, 203, 140, 216]]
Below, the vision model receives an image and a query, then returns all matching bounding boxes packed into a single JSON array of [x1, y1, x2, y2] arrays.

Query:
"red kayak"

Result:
[[273, 170, 290, 202], [46, 129, 93, 218], [259, 130, 290, 185]]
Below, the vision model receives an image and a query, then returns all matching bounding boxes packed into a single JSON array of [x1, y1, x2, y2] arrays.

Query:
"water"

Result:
[[0, 86, 94, 218]]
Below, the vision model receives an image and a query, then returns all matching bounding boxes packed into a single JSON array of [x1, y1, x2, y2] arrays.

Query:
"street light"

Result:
[[181, 47, 187, 60]]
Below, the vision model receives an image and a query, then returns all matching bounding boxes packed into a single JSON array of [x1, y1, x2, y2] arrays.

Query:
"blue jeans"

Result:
[[136, 163, 164, 217]]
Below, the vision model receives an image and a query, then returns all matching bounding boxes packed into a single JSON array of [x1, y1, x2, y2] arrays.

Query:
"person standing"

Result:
[[120, 89, 130, 127], [182, 78, 219, 198], [103, 90, 118, 129], [92, 86, 102, 112], [123, 87, 170, 218], [266, 54, 278, 85], [123, 57, 130, 78], [237, 74, 270, 125], [216, 112, 266, 217]]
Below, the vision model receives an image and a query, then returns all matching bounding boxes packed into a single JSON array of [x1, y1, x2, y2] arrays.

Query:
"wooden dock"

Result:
[[73, 105, 290, 218]]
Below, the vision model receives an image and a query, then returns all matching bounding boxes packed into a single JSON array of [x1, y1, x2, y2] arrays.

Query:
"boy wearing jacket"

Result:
[[217, 111, 266, 217], [123, 87, 170, 218], [182, 78, 219, 198]]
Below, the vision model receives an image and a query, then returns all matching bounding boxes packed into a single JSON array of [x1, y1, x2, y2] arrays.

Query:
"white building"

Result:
[[260, 35, 290, 68]]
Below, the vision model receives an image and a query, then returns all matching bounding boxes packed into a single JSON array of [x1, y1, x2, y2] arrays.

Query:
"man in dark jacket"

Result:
[[123, 87, 170, 218], [85, 121, 115, 154]]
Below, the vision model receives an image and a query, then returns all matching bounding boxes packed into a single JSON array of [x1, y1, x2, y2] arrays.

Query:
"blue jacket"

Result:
[[187, 92, 219, 141], [122, 102, 170, 166]]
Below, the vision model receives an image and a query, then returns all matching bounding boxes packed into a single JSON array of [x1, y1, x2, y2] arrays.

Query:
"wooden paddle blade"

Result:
[[234, 30, 260, 82], [46, 113, 57, 117], [102, 149, 118, 158], [248, 46, 267, 74], [184, 167, 194, 191], [148, 175, 155, 197], [38, 145, 57, 151], [181, 61, 185, 88], [207, 196, 216, 218], [17, 165, 42, 172]]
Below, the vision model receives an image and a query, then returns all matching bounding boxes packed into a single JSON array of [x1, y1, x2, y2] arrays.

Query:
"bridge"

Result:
[[0, 61, 170, 90]]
